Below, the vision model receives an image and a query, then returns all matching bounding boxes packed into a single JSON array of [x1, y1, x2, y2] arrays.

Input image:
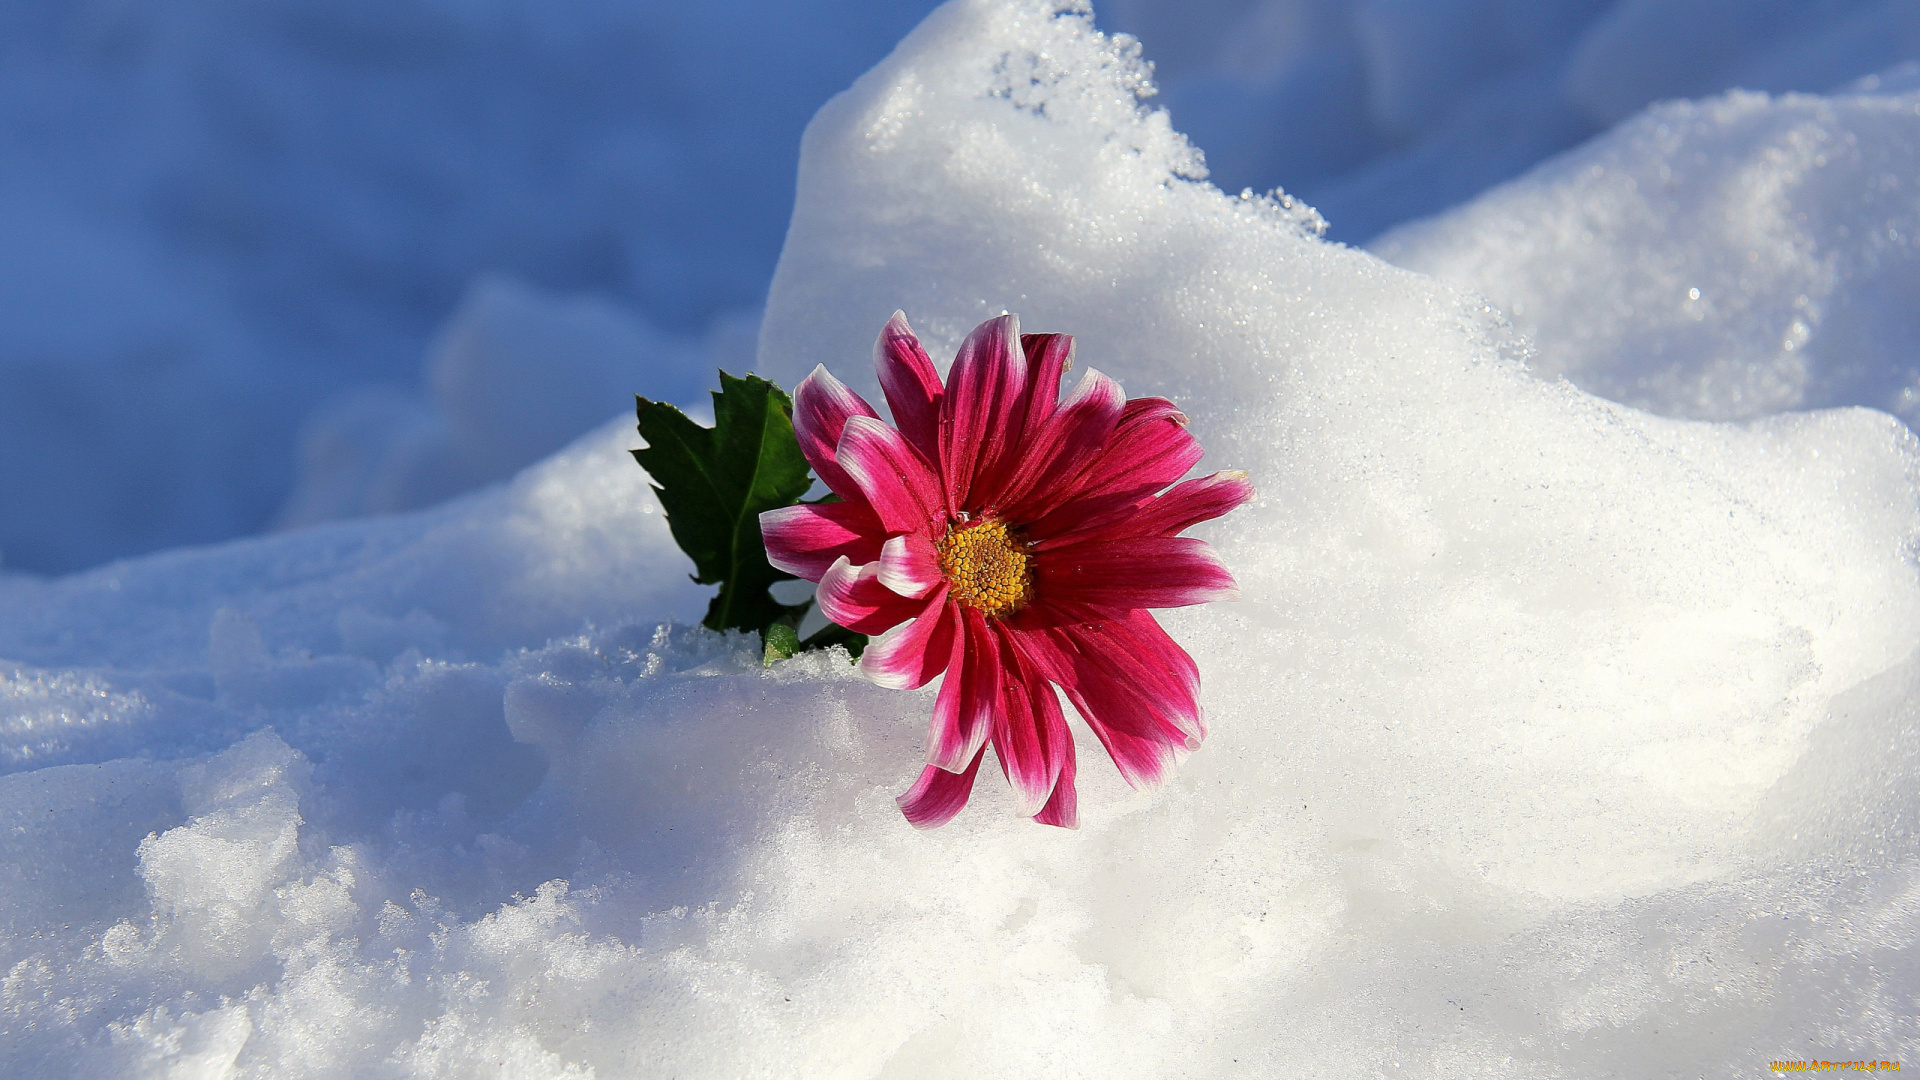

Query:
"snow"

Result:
[[1375, 82, 1920, 422], [4, 0, 1920, 1075]]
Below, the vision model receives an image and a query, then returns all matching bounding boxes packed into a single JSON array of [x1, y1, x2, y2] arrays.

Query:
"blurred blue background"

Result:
[[2, 0, 1915, 575]]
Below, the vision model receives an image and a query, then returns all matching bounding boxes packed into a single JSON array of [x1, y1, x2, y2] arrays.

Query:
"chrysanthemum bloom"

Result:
[[759, 312, 1251, 828]]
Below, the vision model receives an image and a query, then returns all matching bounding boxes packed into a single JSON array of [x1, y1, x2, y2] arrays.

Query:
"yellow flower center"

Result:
[[936, 518, 1032, 618]]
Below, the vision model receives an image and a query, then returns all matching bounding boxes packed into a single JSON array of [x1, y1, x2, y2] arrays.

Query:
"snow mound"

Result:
[[2, 1, 1919, 1075], [1376, 81, 1920, 421]]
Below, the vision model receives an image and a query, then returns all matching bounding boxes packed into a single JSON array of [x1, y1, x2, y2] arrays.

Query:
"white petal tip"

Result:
[[1011, 792, 1051, 818], [877, 570, 935, 599], [858, 657, 912, 690]]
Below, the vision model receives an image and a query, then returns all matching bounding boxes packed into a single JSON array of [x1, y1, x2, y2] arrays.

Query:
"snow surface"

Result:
[[5, 0, 1920, 1075], [1375, 76, 1920, 422]]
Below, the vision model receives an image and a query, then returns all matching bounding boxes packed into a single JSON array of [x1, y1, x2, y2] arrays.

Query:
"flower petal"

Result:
[[1031, 728, 1078, 829], [1079, 608, 1205, 744], [995, 368, 1126, 519], [793, 365, 881, 498], [1085, 397, 1205, 496], [1073, 706, 1178, 790], [877, 532, 942, 598], [1024, 397, 1205, 541], [759, 500, 885, 580], [990, 629, 1071, 817], [1024, 631, 1176, 790], [1021, 607, 1203, 749], [967, 331, 1077, 511], [1018, 332, 1074, 433], [875, 311, 944, 467], [897, 748, 984, 830], [1031, 469, 1253, 551], [835, 415, 944, 536], [1032, 535, 1239, 609], [860, 593, 957, 689], [939, 314, 1028, 512], [816, 556, 929, 636], [926, 606, 999, 773]]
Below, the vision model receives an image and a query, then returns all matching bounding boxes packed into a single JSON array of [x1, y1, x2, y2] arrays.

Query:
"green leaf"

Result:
[[633, 372, 815, 636], [762, 623, 801, 666]]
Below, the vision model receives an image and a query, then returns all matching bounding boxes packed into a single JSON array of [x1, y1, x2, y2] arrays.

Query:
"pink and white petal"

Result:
[[983, 629, 1052, 816], [859, 595, 957, 690], [1031, 723, 1078, 828], [1047, 395, 1201, 504], [1095, 398, 1205, 491], [1066, 609, 1204, 745], [989, 630, 1072, 818], [938, 314, 1028, 512], [875, 311, 944, 467], [835, 415, 944, 536], [1038, 658, 1180, 791], [1021, 399, 1206, 542], [994, 367, 1126, 519], [759, 500, 885, 580], [877, 532, 942, 598], [1021, 612, 1202, 750], [1143, 469, 1255, 534], [964, 331, 1073, 514], [1022, 488, 1154, 546], [793, 365, 881, 498], [998, 594, 1099, 632], [926, 607, 999, 773], [1031, 469, 1253, 551], [1076, 701, 1179, 790], [816, 556, 930, 636], [1018, 333, 1074, 434], [1018, 622, 1180, 790], [897, 748, 984, 830], [1032, 536, 1238, 609]]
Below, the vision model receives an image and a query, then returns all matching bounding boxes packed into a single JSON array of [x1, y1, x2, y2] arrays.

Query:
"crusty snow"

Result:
[[5, 1, 1920, 1076]]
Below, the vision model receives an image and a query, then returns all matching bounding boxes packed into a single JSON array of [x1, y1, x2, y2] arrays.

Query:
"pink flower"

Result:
[[759, 312, 1251, 829]]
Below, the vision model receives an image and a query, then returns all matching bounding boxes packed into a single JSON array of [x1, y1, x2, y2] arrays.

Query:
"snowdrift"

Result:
[[3, 1, 1919, 1075]]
